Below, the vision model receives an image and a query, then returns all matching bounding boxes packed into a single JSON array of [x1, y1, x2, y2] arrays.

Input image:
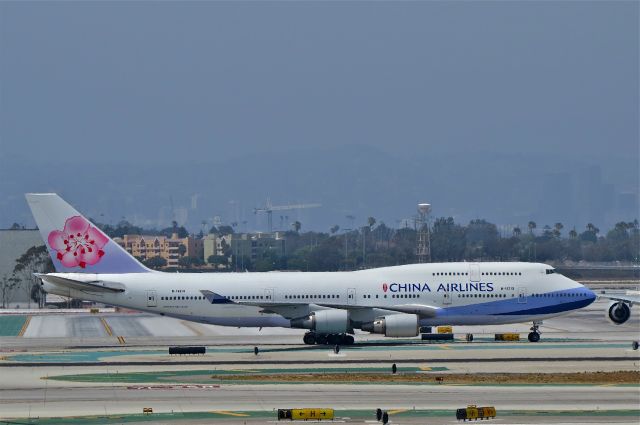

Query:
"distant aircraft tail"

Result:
[[25, 193, 151, 274]]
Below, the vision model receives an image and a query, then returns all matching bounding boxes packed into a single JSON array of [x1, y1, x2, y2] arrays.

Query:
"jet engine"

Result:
[[290, 309, 350, 334], [361, 314, 419, 337], [607, 301, 631, 325]]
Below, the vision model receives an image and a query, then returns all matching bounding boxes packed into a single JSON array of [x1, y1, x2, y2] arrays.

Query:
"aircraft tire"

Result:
[[316, 334, 328, 345], [528, 332, 540, 342], [303, 332, 316, 345], [341, 334, 355, 345], [327, 334, 340, 345]]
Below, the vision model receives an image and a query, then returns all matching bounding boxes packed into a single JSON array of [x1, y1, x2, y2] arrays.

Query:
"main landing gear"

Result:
[[303, 332, 355, 345], [528, 321, 542, 342]]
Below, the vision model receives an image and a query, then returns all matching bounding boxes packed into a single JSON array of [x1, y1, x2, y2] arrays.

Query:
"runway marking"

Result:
[[419, 366, 432, 371], [211, 410, 250, 417], [100, 317, 113, 336], [438, 345, 452, 350], [18, 315, 31, 337], [387, 409, 408, 415]]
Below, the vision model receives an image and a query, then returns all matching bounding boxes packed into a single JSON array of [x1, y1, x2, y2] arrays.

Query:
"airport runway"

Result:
[[0, 382, 638, 418], [0, 297, 638, 424]]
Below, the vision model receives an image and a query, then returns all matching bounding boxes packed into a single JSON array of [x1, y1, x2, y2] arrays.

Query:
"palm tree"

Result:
[[553, 222, 563, 238], [513, 226, 522, 237], [569, 228, 578, 239], [528, 221, 537, 235]]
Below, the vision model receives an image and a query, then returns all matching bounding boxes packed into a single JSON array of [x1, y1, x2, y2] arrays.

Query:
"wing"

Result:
[[200, 290, 321, 319], [598, 291, 640, 305], [199, 290, 439, 318], [36, 273, 125, 293]]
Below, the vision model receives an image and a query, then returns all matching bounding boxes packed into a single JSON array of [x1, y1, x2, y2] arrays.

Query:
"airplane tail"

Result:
[[25, 193, 151, 274]]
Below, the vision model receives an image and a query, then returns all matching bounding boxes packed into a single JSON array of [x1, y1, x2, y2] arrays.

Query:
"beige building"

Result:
[[203, 233, 233, 265], [117, 234, 203, 268]]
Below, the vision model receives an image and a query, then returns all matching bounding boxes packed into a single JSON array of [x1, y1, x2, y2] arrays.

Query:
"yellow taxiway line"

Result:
[[211, 410, 250, 417], [18, 316, 31, 337], [100, 317, 113, 336]]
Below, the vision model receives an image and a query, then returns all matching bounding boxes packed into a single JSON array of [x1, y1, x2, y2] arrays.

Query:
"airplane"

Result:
[[25, 193, 637, 345]]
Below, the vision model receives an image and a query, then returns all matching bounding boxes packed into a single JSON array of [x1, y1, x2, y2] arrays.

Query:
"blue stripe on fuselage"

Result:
[[438, 287, 595, 317]]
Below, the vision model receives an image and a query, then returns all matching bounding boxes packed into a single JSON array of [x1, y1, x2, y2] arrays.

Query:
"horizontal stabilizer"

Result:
[[35, 273, 125, 293]]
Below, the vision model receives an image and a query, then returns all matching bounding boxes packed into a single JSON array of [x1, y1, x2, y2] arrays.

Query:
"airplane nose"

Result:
[[582, 285, 597, 305]]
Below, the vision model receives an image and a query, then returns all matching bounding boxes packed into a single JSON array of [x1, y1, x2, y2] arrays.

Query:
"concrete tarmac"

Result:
[[0, 382, 638, 417], [0, 296, 639, 424]]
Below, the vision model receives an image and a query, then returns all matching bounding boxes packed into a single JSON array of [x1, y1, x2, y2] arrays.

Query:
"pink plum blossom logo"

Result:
[[382, 283, 388, 292], [47, 216, 108, 269]]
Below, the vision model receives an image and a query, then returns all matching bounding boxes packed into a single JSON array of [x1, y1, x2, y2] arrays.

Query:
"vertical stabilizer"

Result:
[[25, 193, 150, 274]]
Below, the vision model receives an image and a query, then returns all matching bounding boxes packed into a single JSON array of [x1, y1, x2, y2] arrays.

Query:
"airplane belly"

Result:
[[164, 304, 290, 328]]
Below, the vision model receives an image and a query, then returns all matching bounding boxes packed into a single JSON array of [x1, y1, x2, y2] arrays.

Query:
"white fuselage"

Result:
[[42, 262, 596, 329]]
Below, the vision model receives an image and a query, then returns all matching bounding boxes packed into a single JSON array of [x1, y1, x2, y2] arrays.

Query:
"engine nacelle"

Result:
[[290, 309, 350, 334], [361, 314, 419, 337], [607, 301, 631, 325]]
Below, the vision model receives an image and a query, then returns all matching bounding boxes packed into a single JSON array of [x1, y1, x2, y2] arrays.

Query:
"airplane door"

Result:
[[469, 264, 480, 282], [347, 288, 356, 305], [264, 288, 274, 303], [442, 292, 452, 305], [146, 290, 157, 307], [518, 287, 527, 304]]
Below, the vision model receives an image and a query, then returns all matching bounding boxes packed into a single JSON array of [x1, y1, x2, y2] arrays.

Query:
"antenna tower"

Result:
[[416, 203, 431, 263]]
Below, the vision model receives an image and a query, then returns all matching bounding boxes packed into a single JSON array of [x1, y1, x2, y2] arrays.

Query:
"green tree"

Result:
[[512, 227, 522, 237], [178, 256, 204, 268], [465, 219, 499, 259], [553, 222, 564, 238], [580, 223, 599, 243], [431, 217, 466, 261], [528, 221, 537, 235], [13, 245, 54, 308], [0, 274, 19, 308], [292, 221, 302, 233], [207, 255, 228, 269], [143, 256, 167, 269]]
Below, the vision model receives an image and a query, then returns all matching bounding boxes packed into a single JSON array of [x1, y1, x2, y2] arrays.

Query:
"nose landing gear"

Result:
[[528, 321, 542, 342], [303, 332, 354, 345]]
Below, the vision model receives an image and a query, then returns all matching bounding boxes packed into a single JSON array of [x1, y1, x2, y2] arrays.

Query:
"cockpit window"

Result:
[[545, 269, 556, 275]]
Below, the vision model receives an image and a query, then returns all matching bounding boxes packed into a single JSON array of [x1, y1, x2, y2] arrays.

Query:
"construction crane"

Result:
[[254, 199, 322, 232]]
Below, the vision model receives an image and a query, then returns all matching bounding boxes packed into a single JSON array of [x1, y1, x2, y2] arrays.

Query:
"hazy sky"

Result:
[[0, 1, 638, 231], [2, 1, 637, 162]]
